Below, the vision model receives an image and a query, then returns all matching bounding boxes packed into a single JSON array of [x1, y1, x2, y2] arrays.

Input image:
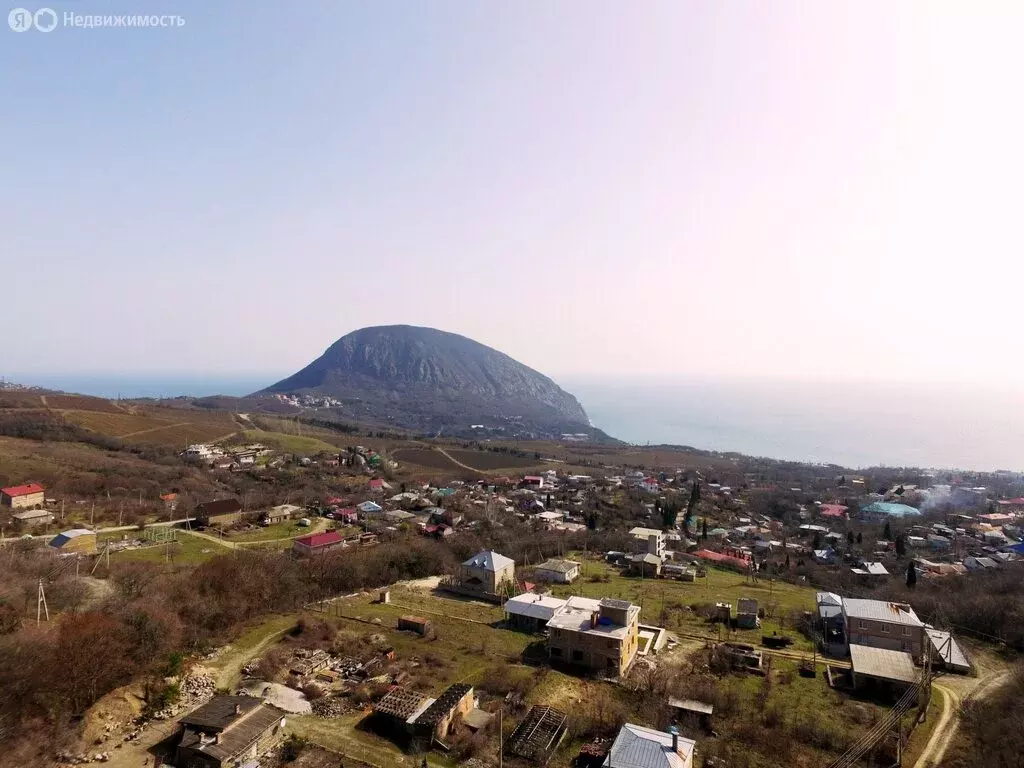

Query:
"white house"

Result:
[[534, 559, 581, 584]]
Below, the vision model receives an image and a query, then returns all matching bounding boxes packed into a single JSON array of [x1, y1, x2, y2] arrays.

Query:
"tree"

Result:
[[785, 554, 790, 569], [682, 482, 700, 537], [906, 559, 917, 588], [847, 530, 855, 546], [884, 520, 892, 540], [701, 517, 708, 541], [661, 499, 678, 530], [895, 534, 906, 557], [856, 532, 863, 545]]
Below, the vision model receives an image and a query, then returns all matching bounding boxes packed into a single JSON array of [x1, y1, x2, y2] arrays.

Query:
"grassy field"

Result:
[[108, 531, 228, 565], [240, 429, 339, 455], [547, 556, 818, 651], [228, 520, 314, 542]]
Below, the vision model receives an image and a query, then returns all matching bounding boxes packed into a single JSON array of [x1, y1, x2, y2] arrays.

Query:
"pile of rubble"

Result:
[[55, 751, 110, 765], [151, 673, 215, 720], [311, 696, 350, 718], [242, 658, 262, 676]]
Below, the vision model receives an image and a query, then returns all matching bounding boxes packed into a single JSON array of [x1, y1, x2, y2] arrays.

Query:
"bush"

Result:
[[280, 735, 307, 762]]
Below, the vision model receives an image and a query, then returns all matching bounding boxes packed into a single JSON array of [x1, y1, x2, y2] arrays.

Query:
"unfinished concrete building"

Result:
[[547, 597, 640, 676]]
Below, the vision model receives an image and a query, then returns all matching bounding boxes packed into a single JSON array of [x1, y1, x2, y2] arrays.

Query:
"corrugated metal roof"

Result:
[[925, 629, 971, 671], [849, 645, 919, 684], [1, 483, 44, 497], [843, 598, 923, 626], [605, 723, 694, 768]]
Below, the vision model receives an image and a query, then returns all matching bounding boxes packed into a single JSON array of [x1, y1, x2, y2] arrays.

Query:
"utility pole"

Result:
[[61, 498, 65, 521], [36, 579, 49, 625], [90, 502, 95, 528], [498, 705, 503, 768]]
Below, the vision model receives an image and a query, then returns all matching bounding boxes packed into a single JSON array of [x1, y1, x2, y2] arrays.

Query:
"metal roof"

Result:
[[504, 593, 567, 621], [924, 629, 971, 671], [842, 598, 923, 627], [536, 559, 580, 574], [849, 645, 919, 684], [462, 549, 514, 571], [605, 723, 694, 768]]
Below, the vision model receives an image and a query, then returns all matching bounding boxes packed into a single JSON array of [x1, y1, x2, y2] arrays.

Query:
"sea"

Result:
[[8, 373, 1024, 472]]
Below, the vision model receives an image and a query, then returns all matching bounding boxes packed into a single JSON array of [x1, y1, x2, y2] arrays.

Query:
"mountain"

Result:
[[257, 325, 600, 439]]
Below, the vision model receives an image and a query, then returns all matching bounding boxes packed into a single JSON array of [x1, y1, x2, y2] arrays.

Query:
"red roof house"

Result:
[[292, 530, 346, 556], [819, 504, 849, 519], [1, 483, 45, 508]]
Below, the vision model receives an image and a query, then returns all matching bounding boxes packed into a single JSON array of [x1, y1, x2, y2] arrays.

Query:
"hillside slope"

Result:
[[258, 325, 595, 439]]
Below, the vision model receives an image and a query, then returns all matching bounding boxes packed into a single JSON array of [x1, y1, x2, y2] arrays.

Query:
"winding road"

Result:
[[913, 657, 1013, 768]]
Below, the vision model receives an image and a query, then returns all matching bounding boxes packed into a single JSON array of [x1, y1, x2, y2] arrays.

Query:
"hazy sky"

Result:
[[3, 2, 1023, 382]]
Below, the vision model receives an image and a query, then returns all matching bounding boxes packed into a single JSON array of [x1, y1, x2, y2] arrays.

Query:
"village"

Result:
[[2, 425, 1021, 768]]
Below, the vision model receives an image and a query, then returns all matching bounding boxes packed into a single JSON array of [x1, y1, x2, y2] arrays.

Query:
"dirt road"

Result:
[[913, 653, 1013, 768]]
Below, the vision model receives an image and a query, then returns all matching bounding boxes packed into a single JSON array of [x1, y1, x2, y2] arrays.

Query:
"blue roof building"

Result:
[[860, 502, 921, 521]]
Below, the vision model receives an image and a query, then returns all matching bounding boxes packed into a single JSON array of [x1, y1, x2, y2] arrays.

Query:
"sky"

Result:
[[3, 1, 1024, 385]]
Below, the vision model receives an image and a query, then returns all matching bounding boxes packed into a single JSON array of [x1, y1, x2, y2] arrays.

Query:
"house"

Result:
[[851, 562, 889, 579], [504, 593, 568, 633], [522, 476, 544, 489], [263, 504, 301, 525], [161, 493, 179, 510], [812, 548, 837, 565], [333, 507, 358, 524], [535, 559, 581, 584], [12, 508, 54, 530], [628, 553, 662, 578], [49, 528, 96, 555], [547, 596, 640, 676], [963, 556, 999, 571], [368, 478, 391, 493], [459, 550, 516, 596], [603, 723, 695, 768], [629, 527, 666, 560], [292, 530, 346, 556], [1, 483, 45, 510], [413, 683, 475, 741], [195, 499, 244, 528], [842, 598, 925, 658], [357, 500, 383, 515], [818, 503, 849, 519], [175, 696, 286, 768], [182, 444, 215, 461], [372, 686, 435, 738]]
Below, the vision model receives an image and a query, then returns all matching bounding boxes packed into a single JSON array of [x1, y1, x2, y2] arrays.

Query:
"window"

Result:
[[881, 623, 890, 634], [607, 658, 617, 669], [572, 650, 584, 662], [859, 620, 868, 630], [902, 627, 910, 637], [550, 647, 562, 657]]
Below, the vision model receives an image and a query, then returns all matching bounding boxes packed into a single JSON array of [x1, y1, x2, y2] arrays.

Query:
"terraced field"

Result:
[[45, 395, 125, 413], [62, 407, 239, 446]]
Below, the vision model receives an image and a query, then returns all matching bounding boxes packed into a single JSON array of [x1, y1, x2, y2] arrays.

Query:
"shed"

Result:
[[849, 644, 919, 691], [398, 615, 431, 636], [414, 683, 474, 740], [667, 697, 714, 732], [505, 706, 568, 763]]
